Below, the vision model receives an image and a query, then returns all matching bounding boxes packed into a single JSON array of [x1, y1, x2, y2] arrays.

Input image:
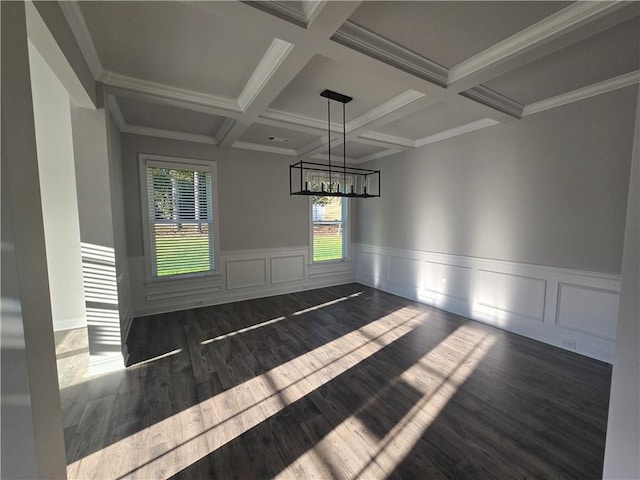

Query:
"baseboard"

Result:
[[354, 243, 619, 363], [53, 316, 86, 332], [88, 353, 124, 375]]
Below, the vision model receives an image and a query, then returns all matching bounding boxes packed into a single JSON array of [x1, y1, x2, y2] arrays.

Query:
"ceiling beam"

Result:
[[217, 1, 363, 147], [448, 2, 636, 92]]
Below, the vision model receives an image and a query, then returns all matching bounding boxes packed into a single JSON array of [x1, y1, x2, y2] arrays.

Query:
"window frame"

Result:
[[309, 196, 350, 264], [139, 153, 220, 281]]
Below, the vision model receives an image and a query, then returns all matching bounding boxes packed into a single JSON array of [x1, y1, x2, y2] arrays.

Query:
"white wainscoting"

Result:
[[355, 243, 620, 363], [129, 246, 355, 318]]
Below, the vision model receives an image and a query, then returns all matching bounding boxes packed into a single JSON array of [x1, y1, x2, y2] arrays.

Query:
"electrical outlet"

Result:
[[562, 339, 577, 349]]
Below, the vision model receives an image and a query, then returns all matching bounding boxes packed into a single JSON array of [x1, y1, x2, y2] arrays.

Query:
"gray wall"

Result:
[[603, 84, 640, 479], [121, 134, 309, 257], [30, 40, 86, 332], [355, 86, 637, 274]]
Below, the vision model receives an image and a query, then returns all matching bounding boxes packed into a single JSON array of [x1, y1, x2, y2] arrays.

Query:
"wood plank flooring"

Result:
[[56, 284, 612, 479]]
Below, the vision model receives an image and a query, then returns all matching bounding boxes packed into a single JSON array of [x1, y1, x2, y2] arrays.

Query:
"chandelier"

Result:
[[289, 89, 380, 198]]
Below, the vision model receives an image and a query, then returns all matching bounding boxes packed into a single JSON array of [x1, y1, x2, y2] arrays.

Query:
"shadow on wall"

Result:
[[80, 243, 121, 364]]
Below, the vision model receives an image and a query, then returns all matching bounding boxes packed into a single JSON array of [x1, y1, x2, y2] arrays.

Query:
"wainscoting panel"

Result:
[[226, 258, 267, 290], [271, 255, 305, 284], [357, 251, 385, 281], [129, 246, 355, 319], [424, 261, 472, 301], [388, 255, 421, 287], [476, 270, 546, 323], [354, 244, 620, 362], [556, 283, 619, 340]]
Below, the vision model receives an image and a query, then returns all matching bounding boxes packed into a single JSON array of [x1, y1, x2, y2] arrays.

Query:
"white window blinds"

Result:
[[146, 163, 214, 277]]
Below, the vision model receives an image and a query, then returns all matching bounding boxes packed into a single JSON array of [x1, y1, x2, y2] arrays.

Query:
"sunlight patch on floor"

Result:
[[68, 304, 425, 479], [278, 324, 497, 479]]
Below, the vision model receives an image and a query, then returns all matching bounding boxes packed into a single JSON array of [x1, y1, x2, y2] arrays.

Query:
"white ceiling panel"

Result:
[[319, 141, 384, 159], [269, 55, 407, 121], [348, 1, 572, 68], [80, 1, 276, 98], [344, 142, 385, 159], [117, 96, 226, 136], [374, 100, 490, 140], [239, 123, 318, 150], [484, 17, 640, 105]]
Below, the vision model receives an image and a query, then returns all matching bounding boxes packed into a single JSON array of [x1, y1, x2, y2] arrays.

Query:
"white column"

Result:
[[603, 85, 640, 479], [0, 2, 67, 477]]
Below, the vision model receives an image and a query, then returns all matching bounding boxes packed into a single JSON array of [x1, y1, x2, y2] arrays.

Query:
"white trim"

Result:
[[359, 131, 415, 149], [58, 0, 103, 79], [522, 70, 640, 117], [302, 1, 327, 26], [347, 90, 427, 132], [52, 316, 87, 332], [122, 124, 217, 145], [108, 94, 219, 144], [448, 1, 626, 84], [460, 85, 523, 118], [101, 71, 241, 113], [106, 95, 126, 130], [332, 20, 448, 86], [128, 246, 356, 318], [309, 196, 350, 265], [261, 108, 337, 132], [247, 1, 308, 27], [237, 38, 294, 111], [354, 243, 620, 363], [232, 141, 298, 156], [355, 148, 402, 164], [88, 354, 124, 375], [138, 153, 221, 282], [415, 118, 501, 147], [25, 1, 94, 108], [214, 118, 236, 145]]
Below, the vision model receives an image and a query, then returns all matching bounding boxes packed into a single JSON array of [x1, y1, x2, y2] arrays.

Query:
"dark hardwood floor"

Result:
[[56, 283, 612, 479]]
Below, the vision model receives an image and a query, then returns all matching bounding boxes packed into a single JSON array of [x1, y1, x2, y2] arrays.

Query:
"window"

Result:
[[140, 155, 217, 278], [311, 196, 348, 262]]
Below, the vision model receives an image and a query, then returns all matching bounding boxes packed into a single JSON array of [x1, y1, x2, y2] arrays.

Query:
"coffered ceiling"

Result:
[[61, 1, 640, 163]]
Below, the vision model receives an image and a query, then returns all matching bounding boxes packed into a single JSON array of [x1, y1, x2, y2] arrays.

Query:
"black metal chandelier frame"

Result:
[[289, 89, 380, 198]]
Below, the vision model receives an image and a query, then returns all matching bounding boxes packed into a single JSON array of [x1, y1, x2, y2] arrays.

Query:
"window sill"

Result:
[[309, 258, 351, 267], [144, 271, 222, 286]]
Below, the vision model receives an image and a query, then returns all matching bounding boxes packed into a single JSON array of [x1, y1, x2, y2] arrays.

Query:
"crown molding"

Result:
[[261, 108, 340, 132], [100, 72, 241, 114], [242, 1, 307, 27], [237, 38, 294, 111], [310, 153, 350, 163], [58, 0, 103, 79], [242, 0, 329, 28], [355, 148, 403, 164], [347, 90, 426, 132], [448, 1, 626, 85], [106, 95, 126, 130], [332, 21, 448, 87], [359, 132, 415, 149], [415, 118, 501, 148], [233, 141, 298, 156], [460, 86, 523, 118], [522, 70, 640, 117], [214, 118, 236, 145], [302, 1, 328, 26], [121, 124, 218, 145]]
